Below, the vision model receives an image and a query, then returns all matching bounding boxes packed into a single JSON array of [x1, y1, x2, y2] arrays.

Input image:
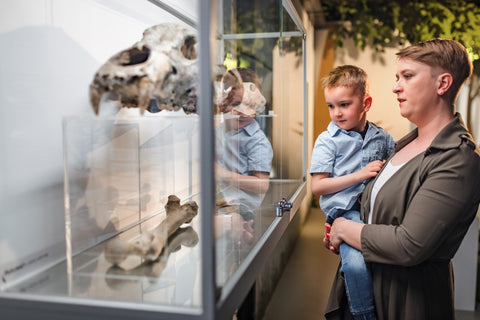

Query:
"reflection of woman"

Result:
[[215, 68, 273, 221], [324, 39, 480, 320]]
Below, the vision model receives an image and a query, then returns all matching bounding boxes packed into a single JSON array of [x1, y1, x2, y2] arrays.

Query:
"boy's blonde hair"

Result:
[[322, 65, 370, 99], [396, 38, 472, 107]]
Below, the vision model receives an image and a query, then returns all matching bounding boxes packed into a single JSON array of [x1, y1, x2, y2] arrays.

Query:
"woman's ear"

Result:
[[364, 95, 373, 111], [437, 73, 453, 96]]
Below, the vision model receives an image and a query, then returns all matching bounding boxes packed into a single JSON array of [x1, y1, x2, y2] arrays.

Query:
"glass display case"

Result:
[[0, 0, 306, 319]]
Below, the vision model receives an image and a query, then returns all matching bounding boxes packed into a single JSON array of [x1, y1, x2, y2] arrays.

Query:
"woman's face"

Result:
[[393, 58, 442, 125]]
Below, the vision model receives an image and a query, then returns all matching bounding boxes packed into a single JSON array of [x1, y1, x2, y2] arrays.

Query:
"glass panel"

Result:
[[214, 0, 304, 290], [5, 116, 203, 309], [282, 4, 301, 33], [222, 0, 280, 35], [273, 34, 304, 182], [0, 0, 203, 314]]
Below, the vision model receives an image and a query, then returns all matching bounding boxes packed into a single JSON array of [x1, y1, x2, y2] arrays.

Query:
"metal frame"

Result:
[[147, 0, 197, 27], [198, 0, 216, 319], [283, 0, 305, 34]]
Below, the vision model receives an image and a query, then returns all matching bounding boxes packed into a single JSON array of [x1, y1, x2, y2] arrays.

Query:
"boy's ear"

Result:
[[363, 96, 372, 111], [437, 73, 453, 96]]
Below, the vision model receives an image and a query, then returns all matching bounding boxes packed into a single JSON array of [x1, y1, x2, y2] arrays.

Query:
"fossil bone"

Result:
[[104, 195, 198, 266], [89, 23, 198, 115], [105, 226, 198, 287]]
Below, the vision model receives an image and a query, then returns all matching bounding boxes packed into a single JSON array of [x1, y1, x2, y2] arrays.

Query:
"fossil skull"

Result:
[[89, 23, 198, 115]]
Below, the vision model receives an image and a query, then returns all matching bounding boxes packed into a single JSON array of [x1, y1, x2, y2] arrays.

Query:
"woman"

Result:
[[324, 39, 480, 320]]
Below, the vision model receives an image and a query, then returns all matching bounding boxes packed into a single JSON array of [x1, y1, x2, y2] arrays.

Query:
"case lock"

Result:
[[276, 198, 293, 217]]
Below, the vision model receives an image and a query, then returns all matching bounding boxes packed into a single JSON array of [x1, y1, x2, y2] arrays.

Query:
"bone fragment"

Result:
[[104, 195, 198, 266], [105, 226, 198, 288]]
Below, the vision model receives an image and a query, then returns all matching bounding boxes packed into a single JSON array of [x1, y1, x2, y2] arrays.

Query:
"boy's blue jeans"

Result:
[[328, 209, 377, 320]]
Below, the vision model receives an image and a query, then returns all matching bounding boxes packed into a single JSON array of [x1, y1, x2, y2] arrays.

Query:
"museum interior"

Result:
[[1, 0, 480, 319]]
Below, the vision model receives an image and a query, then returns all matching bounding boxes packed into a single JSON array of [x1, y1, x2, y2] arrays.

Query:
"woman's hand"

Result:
[[324, 217, 348, 254], [329, 217, 348, 251], [323, 222, 339, 254], [325, 217, 364, 253]]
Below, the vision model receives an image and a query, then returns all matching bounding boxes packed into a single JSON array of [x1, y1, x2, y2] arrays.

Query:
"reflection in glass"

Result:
[[214, 67, 274, 286], [214, 0, 305, 290]]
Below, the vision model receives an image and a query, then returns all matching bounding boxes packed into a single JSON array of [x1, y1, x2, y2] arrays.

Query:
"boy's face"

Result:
[[224, 108, 254, 131], [324, 86, 371, 132], [222, 86, 255, 130]]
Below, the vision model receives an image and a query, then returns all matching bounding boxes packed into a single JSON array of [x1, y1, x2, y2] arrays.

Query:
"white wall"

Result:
[[0, 0, 196, 288]]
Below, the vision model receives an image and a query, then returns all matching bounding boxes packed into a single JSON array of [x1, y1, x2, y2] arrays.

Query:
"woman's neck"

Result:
[[391, 109, 453, 166], [415, 110, 454, 145]]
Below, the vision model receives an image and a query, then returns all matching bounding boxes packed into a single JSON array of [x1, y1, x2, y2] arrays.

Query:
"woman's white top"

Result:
[[368, 161, 406, 224]]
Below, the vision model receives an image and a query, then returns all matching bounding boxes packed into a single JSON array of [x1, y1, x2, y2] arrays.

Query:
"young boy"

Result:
[[310, 65, 395, 320]]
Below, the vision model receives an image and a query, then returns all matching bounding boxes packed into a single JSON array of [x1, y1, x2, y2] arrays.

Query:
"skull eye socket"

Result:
[[181, 35, 197, 60], [120, 45, 150, 66]]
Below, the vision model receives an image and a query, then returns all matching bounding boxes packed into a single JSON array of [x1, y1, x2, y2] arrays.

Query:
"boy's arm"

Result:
[[311, 160, 384, 196], [215, 163, 270, 194]]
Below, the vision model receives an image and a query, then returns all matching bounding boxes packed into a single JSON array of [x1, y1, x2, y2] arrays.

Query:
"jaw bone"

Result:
[[89, 23, 198, 115]]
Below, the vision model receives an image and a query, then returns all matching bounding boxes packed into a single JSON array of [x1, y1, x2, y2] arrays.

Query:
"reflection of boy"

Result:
[[310, 65, 394, 320], [215, 68, 273, 221]]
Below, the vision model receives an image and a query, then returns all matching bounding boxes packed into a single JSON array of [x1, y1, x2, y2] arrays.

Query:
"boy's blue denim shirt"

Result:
[[216, 120, 273, 217], [310, 121, 395, 219]]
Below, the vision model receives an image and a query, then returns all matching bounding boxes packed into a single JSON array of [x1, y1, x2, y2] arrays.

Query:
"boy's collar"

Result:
[[328, 120, 375, 136]]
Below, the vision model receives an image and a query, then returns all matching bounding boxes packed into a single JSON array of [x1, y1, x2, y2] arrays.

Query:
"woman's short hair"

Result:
[[396, 38, 473, 106]]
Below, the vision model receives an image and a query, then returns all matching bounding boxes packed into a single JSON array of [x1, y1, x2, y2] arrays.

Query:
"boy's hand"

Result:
[[358, 160, 384, 181]]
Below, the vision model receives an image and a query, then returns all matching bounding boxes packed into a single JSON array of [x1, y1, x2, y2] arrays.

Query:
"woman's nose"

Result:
[[392, 80, 401, 93]]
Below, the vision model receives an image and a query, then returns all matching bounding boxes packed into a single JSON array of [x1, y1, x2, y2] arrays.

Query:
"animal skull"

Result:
[[89, 23, 198, 115]]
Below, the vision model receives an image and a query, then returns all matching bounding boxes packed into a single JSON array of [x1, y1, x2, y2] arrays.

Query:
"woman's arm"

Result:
[[360, 147, 480, 266]]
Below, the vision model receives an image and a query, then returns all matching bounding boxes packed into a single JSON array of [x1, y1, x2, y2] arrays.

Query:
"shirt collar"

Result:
[[327, 120, 378, 137], [241, 119, 260, 136], [430, 113, 474, 150]]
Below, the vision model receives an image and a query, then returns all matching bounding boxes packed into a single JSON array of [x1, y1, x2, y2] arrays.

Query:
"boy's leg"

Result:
[[340, 210, 376, 320], [325, 208, 344, 226]]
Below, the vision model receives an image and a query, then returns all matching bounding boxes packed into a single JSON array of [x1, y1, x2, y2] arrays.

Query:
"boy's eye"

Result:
[[327, 104, 334, 109], [340, 103, 349, 107]]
